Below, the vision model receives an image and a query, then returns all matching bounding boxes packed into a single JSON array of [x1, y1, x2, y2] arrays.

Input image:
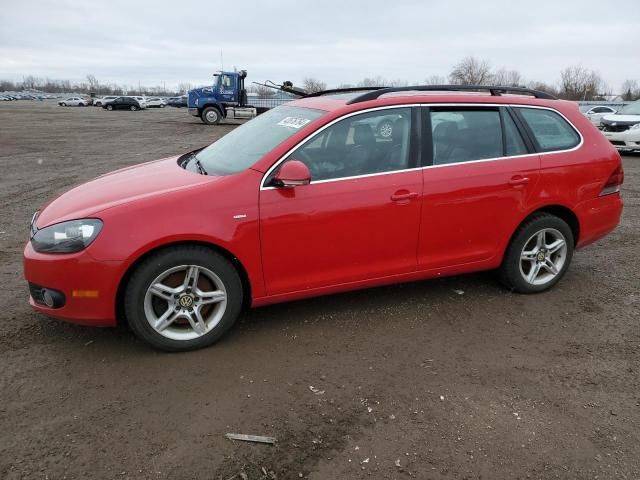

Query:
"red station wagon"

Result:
[[24, 85, 624, 351]]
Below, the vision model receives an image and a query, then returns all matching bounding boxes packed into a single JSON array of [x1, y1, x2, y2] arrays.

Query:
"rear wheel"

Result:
[[124, 245, 243, 351], [499, 213, 573, 293], [202, 107, 221, 125]]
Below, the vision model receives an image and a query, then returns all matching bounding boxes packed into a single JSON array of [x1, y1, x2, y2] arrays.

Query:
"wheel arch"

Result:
[[503, 204, 580, 263], [201, 103, 224, 117], [115, 240, 252, 326]]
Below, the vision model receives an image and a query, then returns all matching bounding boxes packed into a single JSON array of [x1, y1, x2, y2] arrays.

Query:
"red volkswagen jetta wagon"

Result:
[[24, 85, 624, 351]]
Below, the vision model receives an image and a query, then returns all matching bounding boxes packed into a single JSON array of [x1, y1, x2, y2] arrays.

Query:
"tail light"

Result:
[[600, 165, 624, 196]]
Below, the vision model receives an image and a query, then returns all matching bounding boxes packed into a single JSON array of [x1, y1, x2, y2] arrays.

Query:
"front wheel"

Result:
[[130, 105, 137, 111], [499, 213, 574, 293], [201, 107, 221, 125], [60, 103, 66, 106], [124, 245, 243, 351], [106, 104, 113, 111]]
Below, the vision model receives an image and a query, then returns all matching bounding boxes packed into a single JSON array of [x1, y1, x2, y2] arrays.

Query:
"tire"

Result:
[[124, 245, 243, 351], [61, 103, 66, 106], [499, 213, 574, 293], [377, 120, 394, 138], [130, 105, 137, 111], [160, 104, 166, 108], [202, 106, 221, 125], [95, 102, 102, 107], [106, 104, 113, 111]]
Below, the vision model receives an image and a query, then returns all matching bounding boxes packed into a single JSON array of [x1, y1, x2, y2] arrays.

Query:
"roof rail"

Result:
[[305, 86, 385, 98], [346, 85, 558, 104]]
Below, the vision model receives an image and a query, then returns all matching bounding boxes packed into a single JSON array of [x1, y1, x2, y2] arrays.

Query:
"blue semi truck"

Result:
[[188, 70, 303, 125]]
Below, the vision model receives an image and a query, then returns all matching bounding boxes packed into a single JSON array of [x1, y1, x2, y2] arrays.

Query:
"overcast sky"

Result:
[[1, 0, 638, 92]]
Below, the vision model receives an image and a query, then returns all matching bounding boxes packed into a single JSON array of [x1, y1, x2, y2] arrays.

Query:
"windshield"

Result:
[[617, 102, 640, 115], [193, 105, 325, 175]]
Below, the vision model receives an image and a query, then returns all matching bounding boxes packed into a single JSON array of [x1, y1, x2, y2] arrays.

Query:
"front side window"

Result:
[[282, 107, 412, 181], [194, 105, 325, 176], [431, 109, 503, 165], [517, 108, 580, 152]]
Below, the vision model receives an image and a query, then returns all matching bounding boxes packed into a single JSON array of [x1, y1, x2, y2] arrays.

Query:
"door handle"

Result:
[[390, 191, 419, 201], [508, 176, 530, 186]]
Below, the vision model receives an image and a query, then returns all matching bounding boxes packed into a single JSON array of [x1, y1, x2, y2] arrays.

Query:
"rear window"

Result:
[[516, 108, 580, 152]]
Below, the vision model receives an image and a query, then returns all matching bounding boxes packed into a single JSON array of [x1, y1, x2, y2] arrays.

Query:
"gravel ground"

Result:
[[0, 101, 638, 480]]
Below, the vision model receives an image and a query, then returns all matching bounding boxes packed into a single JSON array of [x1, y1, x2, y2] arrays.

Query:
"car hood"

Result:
[[35, 156, 213, 228], [601, 114, 640, 125]]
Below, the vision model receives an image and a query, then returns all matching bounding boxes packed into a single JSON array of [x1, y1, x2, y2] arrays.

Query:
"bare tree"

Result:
[[357, 76, 388, 87], [559, 65, 603, 100], [86, 74, 99, 91], [424, 75, 446, 85], [527, 81, 559, 97], [449, 57, 493, 85], [621, 79, 640, 101], [255, 84, 273, 98], [177, 83, 191, 94], [492, 68, 522, 87], [302, 77, 326, 93]]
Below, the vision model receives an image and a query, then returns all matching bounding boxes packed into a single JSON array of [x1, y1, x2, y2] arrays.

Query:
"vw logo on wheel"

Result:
[[179, 295, 194, 308]]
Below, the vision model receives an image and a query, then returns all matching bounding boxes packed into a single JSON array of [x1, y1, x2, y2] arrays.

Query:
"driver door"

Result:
[[259, 107, 423, 295]]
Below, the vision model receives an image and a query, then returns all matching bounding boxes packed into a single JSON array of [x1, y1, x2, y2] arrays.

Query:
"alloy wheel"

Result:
[[519, 228, 568, 286], [143, 265, 227, 341]]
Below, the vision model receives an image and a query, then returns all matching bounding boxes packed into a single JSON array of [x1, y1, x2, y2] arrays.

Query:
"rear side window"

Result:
[[516, 108, 580, 152], [431, 109, 502, 165]]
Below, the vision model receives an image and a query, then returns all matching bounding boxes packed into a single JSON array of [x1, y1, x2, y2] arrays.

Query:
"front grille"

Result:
[[602, 125, 631, 133]]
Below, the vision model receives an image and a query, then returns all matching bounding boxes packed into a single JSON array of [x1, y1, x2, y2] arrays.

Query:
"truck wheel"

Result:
[[202, 107, 221, 125]]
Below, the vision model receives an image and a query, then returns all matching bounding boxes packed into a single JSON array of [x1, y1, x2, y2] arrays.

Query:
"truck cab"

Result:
[[188, 70, 256, 125]]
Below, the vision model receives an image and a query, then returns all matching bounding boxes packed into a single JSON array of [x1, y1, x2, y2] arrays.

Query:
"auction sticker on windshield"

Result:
[[277, 117, 311, 129]]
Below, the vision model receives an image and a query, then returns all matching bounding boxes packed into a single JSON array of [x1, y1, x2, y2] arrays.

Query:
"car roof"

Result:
[[289, 91, 566, 113]]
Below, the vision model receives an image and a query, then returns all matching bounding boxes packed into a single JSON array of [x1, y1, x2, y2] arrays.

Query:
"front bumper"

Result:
[[602, 130, 640, 151], [23, 242, 124, 326]]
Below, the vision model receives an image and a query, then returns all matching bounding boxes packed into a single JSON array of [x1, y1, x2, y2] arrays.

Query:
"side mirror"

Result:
[[273, 160, 311, 187]]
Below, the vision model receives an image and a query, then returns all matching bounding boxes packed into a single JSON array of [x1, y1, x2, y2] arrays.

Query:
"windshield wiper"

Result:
[[188, 152, 208, 175]]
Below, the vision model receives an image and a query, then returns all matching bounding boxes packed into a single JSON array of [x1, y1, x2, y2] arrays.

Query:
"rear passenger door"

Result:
[[418, 106, 540, 270]]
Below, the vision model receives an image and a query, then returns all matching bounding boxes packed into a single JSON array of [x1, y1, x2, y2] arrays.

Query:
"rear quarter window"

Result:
[[516, 107, 580, 152]]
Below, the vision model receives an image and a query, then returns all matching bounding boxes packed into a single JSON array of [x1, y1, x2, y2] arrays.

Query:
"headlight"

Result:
[[630, 123, 640, 130], [31, 219, 103, 254]]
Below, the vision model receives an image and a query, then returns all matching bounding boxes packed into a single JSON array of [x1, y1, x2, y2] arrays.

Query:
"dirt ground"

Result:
[[0, 101, 638, 480]]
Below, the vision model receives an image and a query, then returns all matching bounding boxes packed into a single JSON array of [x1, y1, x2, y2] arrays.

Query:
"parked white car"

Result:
[[145, 97, 167, 108], [93, 96, 119, 107], [58, 97, 87, 107], [600, 101, 640, 153], [129, 96, 148, 108], [579, 105, 617, 126]]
